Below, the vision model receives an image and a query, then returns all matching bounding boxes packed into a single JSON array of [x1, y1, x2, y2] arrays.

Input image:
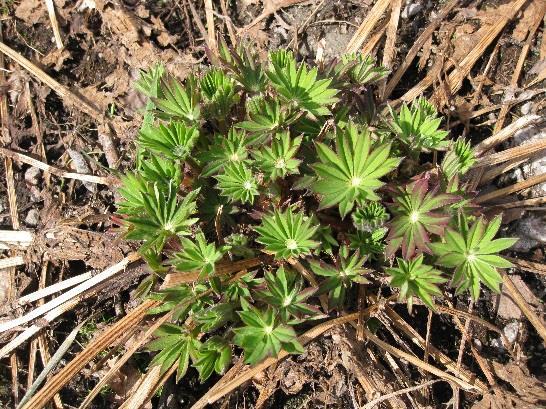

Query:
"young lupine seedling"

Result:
[[116, 42, 517, 385]]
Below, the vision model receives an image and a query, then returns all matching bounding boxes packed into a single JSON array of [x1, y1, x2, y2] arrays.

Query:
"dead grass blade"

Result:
[[473, 139, 546, 168], [44, 0, 63, 49], [0, 255, 25, 269], [383, 0, 459, 99], [502, 274, 546, 345], [479, 159, 527, 186], [0, 300, 79, 359], [0, 230, 34, 250], [384, 306, 489, 392], [362, 379, 442, 409], [379, 0, 402, 99], [203, 0, 217, 54], [505, 257, 546, 275], [0, 253, 140, 333], [474, 172, 546, 204], [363, 328, 480, 392], [0, 41, 104, 122], [0, 147, 113, 185], [432, 0, 528, 100], [162, 257, 261, 288], [473, 114, 542, 156], [18, 272, 93, 305], [17, 320, 85, 408], [346, 0, 390, 54], [20, 299, 157, 409], [489, 196, 546, 211]]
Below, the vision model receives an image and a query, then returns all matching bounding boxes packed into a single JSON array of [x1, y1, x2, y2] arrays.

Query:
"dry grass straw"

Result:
[[0, 147, 113, 186], [203, 0, 217, 53], [383, 0, 459, 99], [473, 138, 546, 168], [379, 0, 402, 99], [505, 257, 546, 275], [502, 274, 546, 345], [345, 0, 390, 54], [0, 253, 141, 334], [0, 256, 25, 269], [44, 0, 63, 49], [0, 230, 34, 250], [475, 172, 546, 204]]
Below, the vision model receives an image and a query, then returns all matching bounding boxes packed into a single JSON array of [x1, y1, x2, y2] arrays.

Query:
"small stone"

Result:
[[503, 321, 520, 345], [402, 2, 423, 18], [494, 275, 539, 320], [510, 215, 546, 252], [24, 167, 41, 186], [25, 208, 39, 227], [520, 101, 533, 115]]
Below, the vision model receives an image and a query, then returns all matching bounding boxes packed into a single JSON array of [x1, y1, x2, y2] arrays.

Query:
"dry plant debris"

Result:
[[0, 0, 545, 408]]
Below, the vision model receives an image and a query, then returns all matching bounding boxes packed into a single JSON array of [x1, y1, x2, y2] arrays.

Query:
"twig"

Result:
[[17, 320, 85, 408], [18, 272, 93, 305], [505, 256, 546, 275], [0, 147, 113, 185], [239, 0, 308, 33], [383, 0, 459, 99], [474, 172, 546, 204], [44, 0, 63, 49], [346, 0, 390, 54], [361, 379, 441, 409], [379, 0, 402, 99], [0, 253, 140, 334], [502, 274, 546, 345], [203, 0, 217, 54], [0, 255, 25, 269], [473, 138, 546, 168], [0, 230, 34, 249]]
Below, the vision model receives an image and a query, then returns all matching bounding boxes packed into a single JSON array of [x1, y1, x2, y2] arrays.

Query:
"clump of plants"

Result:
[[116, 44, 517, 382]]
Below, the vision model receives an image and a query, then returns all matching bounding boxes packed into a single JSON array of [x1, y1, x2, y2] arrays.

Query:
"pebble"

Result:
[[503, 321, 520, 345], [24, 167, 41, 186], [520, 101, 533, 115], [510, 215, 546, 252], [402, 2, 423, 18], [25, 208, 40, 227]]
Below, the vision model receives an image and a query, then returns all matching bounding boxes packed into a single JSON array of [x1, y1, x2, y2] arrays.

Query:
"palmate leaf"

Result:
[[310, 246, 370, 309], [430, 215, 518, 300], [194, 303, 235, 332], [154, 74, 201, 123], [389, 97, 449, 154], [214, 162, 259, 204], [441, 137, 475, 178], [386, 254, 447, 312], [255, 266, 319, 323], [193, 336, 231, 382], [340, 53, 389, 86], [267, 50, 339, 117], [311, 122, 400, 218], [199, 128, 253, 177], [238, 96, 297, 135], [147, 324, 201, 382], [348, 227, 387, 259], [352, 201, 389, 231], [385, 176, 459, 259], [116, 173, 152, 216], [254, 207, 319, 260], [135, 63, 165, 98], [218, 40, 268, 93], [137, 153, 182, 188], [233, 300, 304, 365], [125, 186, 199, 253], [200, 68, 239, 118], [138, 121, 198, 160], [253, 132, 302, 180], [169, 232, 228, 278]]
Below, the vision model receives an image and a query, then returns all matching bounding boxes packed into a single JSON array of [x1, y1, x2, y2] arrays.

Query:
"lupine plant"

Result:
[[116, 43, 517, 382]]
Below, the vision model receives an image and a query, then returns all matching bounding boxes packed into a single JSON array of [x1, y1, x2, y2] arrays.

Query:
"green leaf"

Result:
[[214, 162, 259, 204], [431, 215, 518, 300], [386, 254, 447, 312], [169, 232, 228, 278], [193, 336, 232, 382], [253, 132, 302, 180], [233, 304, 304, 365], [138, 122, 198, 160], [254, 207, 319, 260], [311, 122, 400, 218]]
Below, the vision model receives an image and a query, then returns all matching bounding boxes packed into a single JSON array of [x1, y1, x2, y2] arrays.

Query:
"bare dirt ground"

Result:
[[0, 0, 545, 408]]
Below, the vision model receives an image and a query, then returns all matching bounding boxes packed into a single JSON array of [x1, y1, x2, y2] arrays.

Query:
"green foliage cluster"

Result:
[[116, 43, 516, 382]]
